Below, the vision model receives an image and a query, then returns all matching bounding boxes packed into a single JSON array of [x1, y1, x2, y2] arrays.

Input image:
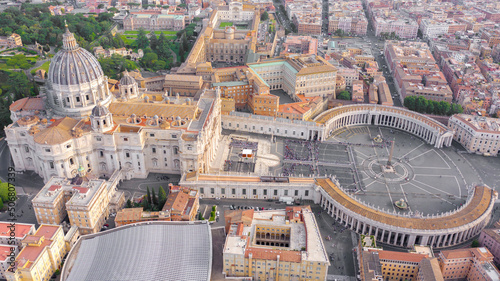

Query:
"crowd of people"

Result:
[[230, 139, 258, 150]]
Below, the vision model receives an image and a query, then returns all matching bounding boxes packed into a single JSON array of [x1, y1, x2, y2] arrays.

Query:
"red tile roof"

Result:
[[48, 185, 62, 191], [0, 222, 33, 238], [72, 186, 89, 194], [377, 250, 428, 263], [9, 97, 45, 112]]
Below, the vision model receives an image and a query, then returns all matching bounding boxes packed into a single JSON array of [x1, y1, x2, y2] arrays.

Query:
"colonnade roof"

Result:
[[314, 105, 449, 133], [187, 173, 316, 183], [316, 178, 493, 231]]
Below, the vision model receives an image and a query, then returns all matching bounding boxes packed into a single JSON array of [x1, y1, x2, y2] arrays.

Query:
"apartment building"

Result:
[[5, 225, 67, 281], [33, 172, 125, 235], [479, 229, 500, 265], [377, 250, 428, 280], [448, 114, 500, 156], [438, 247, 500, 280], [481, 28, 500, 47], [372, 12, 418, 39], [0, 222, 35, 246], [223, 206, 329, 281]]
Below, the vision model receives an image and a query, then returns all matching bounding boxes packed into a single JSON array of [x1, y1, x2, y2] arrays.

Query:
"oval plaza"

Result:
[[182, 103, 497, 249]]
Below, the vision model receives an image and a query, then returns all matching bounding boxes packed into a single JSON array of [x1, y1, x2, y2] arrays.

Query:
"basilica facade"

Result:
[[5, 26, 221, 183]]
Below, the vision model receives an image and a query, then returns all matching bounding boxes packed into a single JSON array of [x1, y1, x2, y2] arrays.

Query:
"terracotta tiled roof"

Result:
[[440, 249, 473, 260], [9, 97, 45, 112], [245, 247, 301, 263], [115, 208, 143, 223], [33, 117, 79, 145], [0, 222, 32, 238], [316, 178, 493, 230], [297, 65, 337, 76], [163, 191, 189, 213], [109, 102, 197, 120], [377, 250, 428, 263]]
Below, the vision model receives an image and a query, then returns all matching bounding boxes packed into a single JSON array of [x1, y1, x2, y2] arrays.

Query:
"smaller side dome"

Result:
[[91, 101, 110, 117], [120, 70, 136, 86]]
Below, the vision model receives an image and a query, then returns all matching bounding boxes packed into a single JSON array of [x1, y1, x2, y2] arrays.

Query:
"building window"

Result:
[[45, 148, 51, 152], [150, 133, 155, 137], [232, 188, 236, 195], [124, 137, 129, 141], [305, 190, 309, 196], [49, 162, 54, 169], [69, 158, 74, 165], [284, 190, 288, 196], [126, 152, 130, 158], [221, 189, 225, 195], [99, 151, 104, 157], [242, 189, 246, 195], [263, 190, 267, 195], [295, 190, 298, 196], [211, 188, 215, 194], [152, 148, 156, 154], [253, 189, 257, 195], [274, 190, 278, 196], [200, 188, 204, 194], [172, 134, 177, 139]]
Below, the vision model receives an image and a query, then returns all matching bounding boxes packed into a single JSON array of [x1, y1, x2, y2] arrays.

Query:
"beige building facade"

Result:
[[448, 114, 500, 156]]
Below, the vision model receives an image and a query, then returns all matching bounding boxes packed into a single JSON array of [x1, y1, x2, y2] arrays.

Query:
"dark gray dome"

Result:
[[91, 103, 110, 117], [48, 28, 104, 86], [120, 70, 136, 86]]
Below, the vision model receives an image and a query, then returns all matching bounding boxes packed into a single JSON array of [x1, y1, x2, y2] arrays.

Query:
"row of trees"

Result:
[[0, 4, 114, 48], [126, 186, 168, 211], [404, 96, 463, 116]]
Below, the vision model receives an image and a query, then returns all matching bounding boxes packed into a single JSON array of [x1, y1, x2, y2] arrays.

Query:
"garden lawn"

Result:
[[219, 22, 233, 28]]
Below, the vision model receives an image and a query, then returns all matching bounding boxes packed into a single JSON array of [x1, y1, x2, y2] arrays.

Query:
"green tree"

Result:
[[151, 188, 158, 206], [471, 240, 480, 248], [179, 46, 185, 62], [142, 196, 150, 211], [337, 91, 351, 100], [198, 212, 204, 220], [156, 32, 171, 60], [426, 101, 435, 114], [146, 186, 152, 205], [181, 33, 188, 52], [126, 199, 132, 208], [97, 3, 104, 8], [136, 28, 149, 50], [149, 31, 158, 50], [0, 198, 3, 210], [158, 186, 167, 206], [415, 96, 428, 113], [0, 181, 15, 203], [261, 11, 269, 21], [404, 96, 416, 110], [438, 101, 451, 115]]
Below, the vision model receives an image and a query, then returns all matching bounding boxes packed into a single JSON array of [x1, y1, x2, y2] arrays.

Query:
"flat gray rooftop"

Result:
[[63, 222, 212, 281]]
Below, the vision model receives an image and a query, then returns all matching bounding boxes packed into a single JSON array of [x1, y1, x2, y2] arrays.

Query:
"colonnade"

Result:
[[315, 104, 454, 148], [317, 184, 496, 249]]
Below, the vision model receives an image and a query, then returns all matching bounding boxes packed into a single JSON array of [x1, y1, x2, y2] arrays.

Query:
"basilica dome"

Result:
[[46, 23, 112, 118], [48, 36, 104, 86]]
